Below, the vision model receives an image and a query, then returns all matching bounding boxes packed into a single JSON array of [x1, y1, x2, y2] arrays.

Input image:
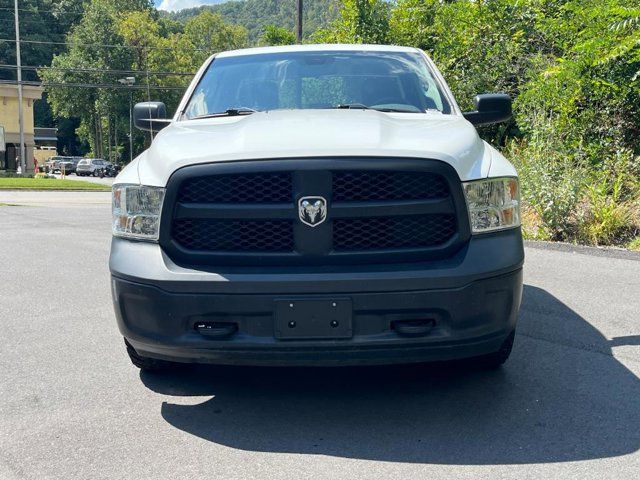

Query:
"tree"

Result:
[[314, 0, 391, 44], [41, 2, 248, 162], [176, 10, 248, 67], [40, 0, 152, 159], [260, 25, 296, 46]]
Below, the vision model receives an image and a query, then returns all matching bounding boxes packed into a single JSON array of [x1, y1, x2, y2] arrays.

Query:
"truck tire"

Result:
[[469, 330, 515, 370], [125, 339, 174, 372]]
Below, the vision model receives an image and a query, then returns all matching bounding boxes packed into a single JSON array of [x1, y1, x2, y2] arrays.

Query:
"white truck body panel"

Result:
[[115, 44, 516, 186]]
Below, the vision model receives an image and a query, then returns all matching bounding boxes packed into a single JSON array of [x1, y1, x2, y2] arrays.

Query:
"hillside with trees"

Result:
[[166, 0, 339, 42]]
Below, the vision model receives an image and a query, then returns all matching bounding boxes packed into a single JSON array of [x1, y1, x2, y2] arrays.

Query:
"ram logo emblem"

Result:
[[298, 196, 327, 227]]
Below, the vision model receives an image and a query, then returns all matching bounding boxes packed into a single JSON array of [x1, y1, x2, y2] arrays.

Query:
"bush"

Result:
[[509, 135, 640, 246], [575, 153, 640, 245], [507, 123, 587, 241], [628, 237, 640, 251]]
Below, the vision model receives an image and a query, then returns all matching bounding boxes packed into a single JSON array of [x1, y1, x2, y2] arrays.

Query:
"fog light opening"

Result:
[[392, 319, 436, 337], [194, 322, 238, 338]]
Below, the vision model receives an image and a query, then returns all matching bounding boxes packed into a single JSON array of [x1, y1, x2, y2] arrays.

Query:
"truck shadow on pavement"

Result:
[[142, 285, 640, 464]]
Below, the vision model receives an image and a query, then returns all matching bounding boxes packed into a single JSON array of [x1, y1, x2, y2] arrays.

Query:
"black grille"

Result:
[[165, 160, 466, 266], [172, 219, 294, 252], [333, 215, 456, 251], [333, 171, 449, 202], [178, 172, 292, 203]]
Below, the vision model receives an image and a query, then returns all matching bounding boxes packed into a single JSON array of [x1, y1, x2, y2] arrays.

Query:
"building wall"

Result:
[[0, 95, 36, 134], [0, 84, 43, 173]]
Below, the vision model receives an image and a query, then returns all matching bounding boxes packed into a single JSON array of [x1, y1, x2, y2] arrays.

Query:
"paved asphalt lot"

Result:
[[52, 173, 114, 187], [1, 191, 639, 479]]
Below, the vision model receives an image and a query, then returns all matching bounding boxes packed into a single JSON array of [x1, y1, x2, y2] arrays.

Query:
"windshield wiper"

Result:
[[190, 107, 257, 119], [371, 107, 425, 113], [334, 104, 426, 113], [334, 103, 371, 110]]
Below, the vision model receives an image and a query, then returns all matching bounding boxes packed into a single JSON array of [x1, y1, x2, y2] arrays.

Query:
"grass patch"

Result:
[[628, 238, 640, 251], [0, 177, 110, 191]]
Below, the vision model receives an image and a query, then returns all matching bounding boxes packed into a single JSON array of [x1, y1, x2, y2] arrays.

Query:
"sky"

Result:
[[155, 0, 226, 12]]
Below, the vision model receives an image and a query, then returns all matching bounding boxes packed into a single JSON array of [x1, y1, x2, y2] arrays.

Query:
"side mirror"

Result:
[[463, 94, 512, 126], [133, 102, 170, 132]]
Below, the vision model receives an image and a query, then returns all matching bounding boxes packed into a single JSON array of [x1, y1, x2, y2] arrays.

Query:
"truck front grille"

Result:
[[161, 159, 470, 266], [332, 171, 449, 202], [333, 215, 457, 251], [173, 219, 294, 252], [178, 172, 292, 203]]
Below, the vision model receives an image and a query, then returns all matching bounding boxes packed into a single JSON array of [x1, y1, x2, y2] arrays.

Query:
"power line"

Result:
[[0, 6, 84, 14], [0, 79, 187, 91], [0, 37, 212, 52], [0, 64, 195, 77], [0, 16, 80, 25]]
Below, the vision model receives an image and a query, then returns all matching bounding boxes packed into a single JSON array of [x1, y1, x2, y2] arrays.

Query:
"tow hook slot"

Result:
[[392, 319, 435, 337], [195, 322, 238, 339]]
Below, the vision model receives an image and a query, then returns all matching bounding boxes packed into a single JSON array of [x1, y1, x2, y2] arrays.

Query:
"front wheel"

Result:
[[125, 339, 175, 372], [468, 330, 515, 370]]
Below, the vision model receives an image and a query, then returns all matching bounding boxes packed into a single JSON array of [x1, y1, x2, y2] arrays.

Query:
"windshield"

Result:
[[184, 50, 452, 119]]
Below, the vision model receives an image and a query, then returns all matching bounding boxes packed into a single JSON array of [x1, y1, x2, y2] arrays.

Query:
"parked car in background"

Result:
[[59, 157, 80, 175], [44, 156, 81, 173], [104, 163, 122, 177], [76, 158, 107, 176], [44, 156, 66, 173]]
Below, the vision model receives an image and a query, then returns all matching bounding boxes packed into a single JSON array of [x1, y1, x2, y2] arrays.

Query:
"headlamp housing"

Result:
[[463, 177, 520, 234], [112, 184, 165, 241]]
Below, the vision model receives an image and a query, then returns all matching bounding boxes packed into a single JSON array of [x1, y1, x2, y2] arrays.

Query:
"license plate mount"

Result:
[[274, 298, 353, 340]]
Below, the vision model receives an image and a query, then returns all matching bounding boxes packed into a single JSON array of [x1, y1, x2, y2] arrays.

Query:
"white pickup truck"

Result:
[[110, 44, 523, 371]]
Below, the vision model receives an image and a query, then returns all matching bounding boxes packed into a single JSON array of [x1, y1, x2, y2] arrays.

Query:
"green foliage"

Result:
[[576, 153, 640, 245], [508, 134, 587, 241], [40, 0, 142, 159], [39, 0, 247, 163], [389, 0, 439, 51], [314, 0, 391, 44], [167, 0, 338, 43], [387, 0, 640, 247], [0, 0, 87, 152], [260, 25, 296, 46], [628, 237, 640, 251], [0, 0, 86, 82], [509, 127, 640, 245], [515, 0, 640, 160], [179, 10, 247, 61], [0, 177, 110, 190]]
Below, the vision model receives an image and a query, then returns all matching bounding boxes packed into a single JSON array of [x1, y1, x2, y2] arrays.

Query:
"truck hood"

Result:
[[135, 109, 493, 186]]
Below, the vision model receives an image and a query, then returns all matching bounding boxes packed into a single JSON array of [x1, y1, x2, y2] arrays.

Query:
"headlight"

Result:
[[112, 184, 165, 241], [463, 177, 520, 234]]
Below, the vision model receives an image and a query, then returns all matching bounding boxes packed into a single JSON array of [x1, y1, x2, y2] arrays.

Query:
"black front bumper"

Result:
[[110, 229, 524, 366]]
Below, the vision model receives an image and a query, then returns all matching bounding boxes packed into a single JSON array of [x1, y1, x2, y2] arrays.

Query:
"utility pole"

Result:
[[118, 77, 135, 163], [129, 90, 133, 162], [297, 0, 303, 43], [14, 0, 26, 174]]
